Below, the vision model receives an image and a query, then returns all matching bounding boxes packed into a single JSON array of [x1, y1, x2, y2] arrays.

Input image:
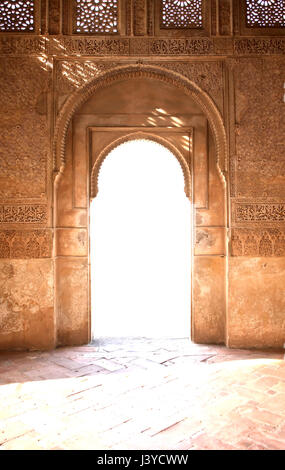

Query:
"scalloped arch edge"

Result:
[[53, 64, 228, 184], [90, 132, 192, 199]]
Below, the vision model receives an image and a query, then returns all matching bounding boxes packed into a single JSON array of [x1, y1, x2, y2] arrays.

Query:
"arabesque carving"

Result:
[[153, 61, 224, 112], [234, 203, 285, 222], [72, 0, 119, 34], [55, 59, 224, 113], [160, 0, 203, 29], [231, 229, 285, 257], [50, 37, 129, 56], [0, 1, 35, 32], [1, 36, 285, 57], [0, 230, 52, 259], [233, 58, 285, 199], [0, 58, 50, 199], [53, 64, 228, 184], [0, 37, 46, 55], [150, 38, 214, 55], [55, 59, 120, 112], [234, 38, 285, 54], [246, 0, 285, 28], [0, 0, 284, 355], [55, 60, 120, 95], [0, 205, 47, 224]]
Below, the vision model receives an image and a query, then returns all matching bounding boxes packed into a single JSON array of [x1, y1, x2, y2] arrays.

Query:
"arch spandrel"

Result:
[[53, 64, 228, 183], [90, 132, 191, 200]]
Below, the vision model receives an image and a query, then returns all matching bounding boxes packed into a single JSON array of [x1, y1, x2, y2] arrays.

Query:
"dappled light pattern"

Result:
[[161, 0, 203, 29], [0, 0, 34, 32], [57, 60, 117, 91]]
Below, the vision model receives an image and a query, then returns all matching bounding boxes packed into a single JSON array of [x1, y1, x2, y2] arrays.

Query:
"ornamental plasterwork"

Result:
[[161, 0, 203, 29]]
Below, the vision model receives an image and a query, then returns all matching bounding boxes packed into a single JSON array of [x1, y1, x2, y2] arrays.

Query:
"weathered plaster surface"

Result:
[[0, 58, 50, 199], [193, 256, 225, 345], [228, 257, 285, 349], [0, 2, 284, 351], [56, 258, 89, 346], [0, 259, 54, 350]]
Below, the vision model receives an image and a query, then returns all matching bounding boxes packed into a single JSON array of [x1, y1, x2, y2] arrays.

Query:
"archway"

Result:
[[90, 139, 191, 339], [54, 65, 227, 348]]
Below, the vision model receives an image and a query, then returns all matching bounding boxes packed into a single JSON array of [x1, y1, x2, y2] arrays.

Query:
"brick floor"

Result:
[[0, 337, 284, 450]]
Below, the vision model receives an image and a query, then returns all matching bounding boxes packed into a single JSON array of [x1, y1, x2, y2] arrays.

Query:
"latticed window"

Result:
[[161, 0, 203, 29], [246, 0, 285, 27], [73, 0, 118, 34], [0, 0, 35, 32]]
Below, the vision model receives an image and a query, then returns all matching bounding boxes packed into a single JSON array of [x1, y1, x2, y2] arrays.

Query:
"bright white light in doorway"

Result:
[[90, 139, 191, 338]]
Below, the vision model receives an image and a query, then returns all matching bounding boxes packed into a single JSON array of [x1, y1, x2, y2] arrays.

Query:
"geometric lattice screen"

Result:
[[246, 0, 285, 27], [73, 0, 118, 34], [0, 0, 35, 32], [161, 0, 203, 29]]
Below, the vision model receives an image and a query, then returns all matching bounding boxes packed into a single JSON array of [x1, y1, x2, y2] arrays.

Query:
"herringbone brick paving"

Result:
[[0, 337, 284, 450]]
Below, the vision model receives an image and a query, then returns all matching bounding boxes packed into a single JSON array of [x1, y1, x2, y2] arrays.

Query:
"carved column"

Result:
[[48, 0, 62, 35], [217, 0, 233, 36], [133, 0, 147, 36]]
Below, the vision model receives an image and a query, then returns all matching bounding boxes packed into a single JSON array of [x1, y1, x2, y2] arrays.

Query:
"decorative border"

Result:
[[0, 36, 47, 54], [234, 38, 285, 54], [0, 36, 284, 56], [53, 64, 228, 188], [0, 229, 52, 259], [0, 204, 47, 224], [90, 131, 192, 199], [231, 228, 285, 257], [149, 38, 214, 55], [233, 202, 285, 223]]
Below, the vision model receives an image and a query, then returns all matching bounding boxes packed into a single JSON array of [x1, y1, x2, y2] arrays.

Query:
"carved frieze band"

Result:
[[0, 230, 52, 259], [149, 38, 215, 55], [0, 204, 47, 224], [233, 203, 285, 223], [0, 37, 47, 55], [234, 38, 285, 55], [0, 36, 285, 56], [231, 229, 285, 257]]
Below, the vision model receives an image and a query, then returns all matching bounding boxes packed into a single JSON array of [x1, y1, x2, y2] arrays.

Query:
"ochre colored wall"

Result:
[[0, 1, 284, 350]]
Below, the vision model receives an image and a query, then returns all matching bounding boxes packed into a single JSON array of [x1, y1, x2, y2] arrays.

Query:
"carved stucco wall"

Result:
[[228, 56, 285, 348], [0, 0, 285, 350], [0, 58, 50, 199], [230, 57, 285, 258], [0, 51, 54, 349], [0, 259, 54, 350], [54, 71, 226, 347]]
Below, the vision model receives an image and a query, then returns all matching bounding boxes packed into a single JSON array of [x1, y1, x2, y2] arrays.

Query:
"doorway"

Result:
[[90, 139, 191, 339], [54, 65, 227, 348]]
